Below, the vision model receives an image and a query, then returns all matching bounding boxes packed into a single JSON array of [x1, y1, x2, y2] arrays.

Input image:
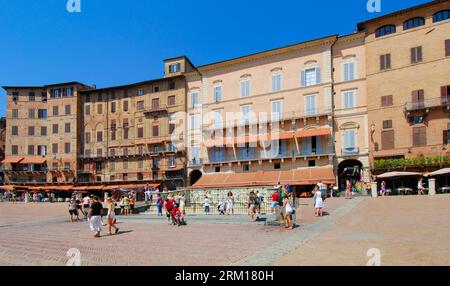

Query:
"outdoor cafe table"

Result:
[[397, 187, 413, 195]]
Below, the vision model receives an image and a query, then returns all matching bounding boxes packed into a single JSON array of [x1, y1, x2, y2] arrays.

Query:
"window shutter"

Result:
[[418, 89, 425, 108], [444, 130, 448, 145], [380, 55, 385, 70], [411, 48, 417, 63], [301, 71, 306, 87], [441, 86, 449, 105], [412, 90, 419, 108], [417, 47, 423, 62], [386, 54, 391, 69], [446, 39, 450, 57], [381, 130, 395, 150], [316, 67, 321, 84]]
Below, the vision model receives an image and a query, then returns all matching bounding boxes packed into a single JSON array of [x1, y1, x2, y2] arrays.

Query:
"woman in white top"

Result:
[[106, 198, 119, 235], [282, 195, 294, 230], [417, 178, 425, 195], [314, 189, 324, 217], [226, 192, 234, 215]]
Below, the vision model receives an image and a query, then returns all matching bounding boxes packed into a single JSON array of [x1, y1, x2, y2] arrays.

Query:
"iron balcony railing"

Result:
[[341, 147, 360, 156], [404, 97, 449, 113]]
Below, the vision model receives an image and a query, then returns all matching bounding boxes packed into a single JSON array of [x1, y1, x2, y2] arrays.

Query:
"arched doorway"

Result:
[[338, 160, 363, 192], [189, 170, 202, 186]]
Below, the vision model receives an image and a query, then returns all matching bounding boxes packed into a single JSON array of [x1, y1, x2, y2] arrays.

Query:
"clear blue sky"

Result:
[[0, 0, 430, 117]]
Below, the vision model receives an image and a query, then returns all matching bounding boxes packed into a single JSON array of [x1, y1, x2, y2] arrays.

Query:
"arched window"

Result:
[[375, 25, 396, 38], [403, 17, 425, 30], [433, 10, 450, 23]]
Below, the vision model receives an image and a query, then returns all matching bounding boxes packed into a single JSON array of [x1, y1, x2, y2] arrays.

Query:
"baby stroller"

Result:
[[171, 204, 187, 226]]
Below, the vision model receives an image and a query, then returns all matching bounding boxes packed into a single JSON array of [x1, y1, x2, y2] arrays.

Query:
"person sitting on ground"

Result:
[[218, 201, 226, 215]]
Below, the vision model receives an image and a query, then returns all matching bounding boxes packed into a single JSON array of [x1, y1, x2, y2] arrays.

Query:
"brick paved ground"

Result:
[[2, 195, 449, 266]]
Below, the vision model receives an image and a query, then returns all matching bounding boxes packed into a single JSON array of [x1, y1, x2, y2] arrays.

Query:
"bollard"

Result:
[[371, 182, 378, 198], [429, 178, 436, 196]]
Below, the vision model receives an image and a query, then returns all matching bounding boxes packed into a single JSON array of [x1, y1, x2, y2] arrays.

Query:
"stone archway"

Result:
[[189, 170, 203, 186]]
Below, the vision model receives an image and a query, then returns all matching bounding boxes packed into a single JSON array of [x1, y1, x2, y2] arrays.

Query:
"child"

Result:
[[172, 204, 186, 226], [204, 196, 210, 215], [218, 201, 225, 215], [171, 204, 180, 225]]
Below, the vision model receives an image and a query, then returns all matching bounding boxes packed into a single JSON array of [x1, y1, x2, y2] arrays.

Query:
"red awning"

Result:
[[295, 128, 331, 138], [2, 157, 24, 164]]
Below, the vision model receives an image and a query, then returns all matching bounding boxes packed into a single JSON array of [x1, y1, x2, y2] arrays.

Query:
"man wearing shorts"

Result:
[[82, 195, 91, 218], [88, 196, 103, 238], [271, 191, 279, 214]]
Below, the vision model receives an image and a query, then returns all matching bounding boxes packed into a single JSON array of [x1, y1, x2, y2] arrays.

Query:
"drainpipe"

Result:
[[330, 35, 339, 187]]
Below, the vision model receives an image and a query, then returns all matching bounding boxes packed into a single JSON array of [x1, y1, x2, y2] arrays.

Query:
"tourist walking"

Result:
[[106, 198, 119, 235], [68, 198, 80, 222], [256, 191, 264, 215], [248, 191, 257, 221], [179, 192, 186, 215], [418, 178, 426, 195], [204, 196, 211, 215], [226, 192, 234, 215], [271, 190, 279, 214], [381, 181, 387, 196], [129, 195, 135, 215], [164, 198, 174, 224], [282, 193, 294, 230], [88, 196, 103, 238], [82, 194, 91, 218], [314, 188, 325, 217], [123, 196, 130, 216], [156, 194, 163, 216], [345, 179, 353, 199]]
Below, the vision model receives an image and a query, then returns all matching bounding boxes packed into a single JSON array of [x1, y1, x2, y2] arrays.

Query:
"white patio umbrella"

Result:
[[424, 168, 450, 177], [376, 172, 423, 179]]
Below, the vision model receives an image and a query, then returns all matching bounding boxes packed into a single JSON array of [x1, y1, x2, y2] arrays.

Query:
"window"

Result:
[[41, 126, 47, 137], [137, 89, 145, 96], [343, 62, 356, 81], [28, 145, 35, 155], [28, 92, 35, 101], [383, 120, 393, 129], [153, 125, 159, 137], [433, 10, 450, 23], [305, 95, 317, 116], [111, 102, 116, 113], [169, 113, 176, 134], [110, 149, 116, 157], [111, 130, 116, 141], [343, 130, 356, 152], [52, 124, 58, 134], [65, 123, 71, 133], [243, 164, 250, 172], [271, 100, 282, 122], [85, 132, 91, 144], [41, 92, 47, 102], [152, 98, 160, 109], [191, 115, 200, 130], [274, 163, 281, 170], [441, 86, 450, 105], [28, 109, 35, 119], [65, 105, 71, 115], [12, 145, 18, 155], [123, 161, 128, 170], [413, 127, 427, 147], [154, 86, 160, 93], [12, 91, 19, 101], [301, 67, 320, 87], [137, 127, 144, 138], [38, 145, 47, 156], [11, 126, 18, 136], [97, 104, 103, 114], [85, 94, 91, 102], [404, 17, 425, 30], [169, 156, 176, 167], [215, 166, 220, 173], [213, 84, 222, 102], [409, 116, 425, 125], [272, 72, 282, 92], [412, 89, 425, 109], [97, 131, 103, 142], [381, 95, 393, 107], [96, 148, 102, 157], [241, 78, 251, 97], [375, 25, 396, 38], [52, 106, 59, 116], [12, 109, 18, 118], [97, 94, 103, 101], [444, 123, 450, 144], [64, 143, 71, 154], [169, 82, 176, 90], [213, 110, 223, 129], [37, 109, 47, 119], [85, 105, 90, 115], [28, 126, 35, 136], [84, 149, 91, 157], [64, 163, 71, 170], [411, 46, 423, 64], [342, 90, 356, 109], [110, 91, 116, 100], [168, 95, 176, 106], [308, 160, 316, 167], [66, 87, 74, 97], [52, 89, 61, 99], [123, 148, 129, 156], [138, 145, 144, 155], [190, 91, 199, 107], [169, 63, 181, 73], [241, 105, 251, 125], [380, 54, 391, 70], [381, 130, 395, 150], [137, 101, 144, 111], [446, 39, 450, 57], [123, 100, 129, 112]]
